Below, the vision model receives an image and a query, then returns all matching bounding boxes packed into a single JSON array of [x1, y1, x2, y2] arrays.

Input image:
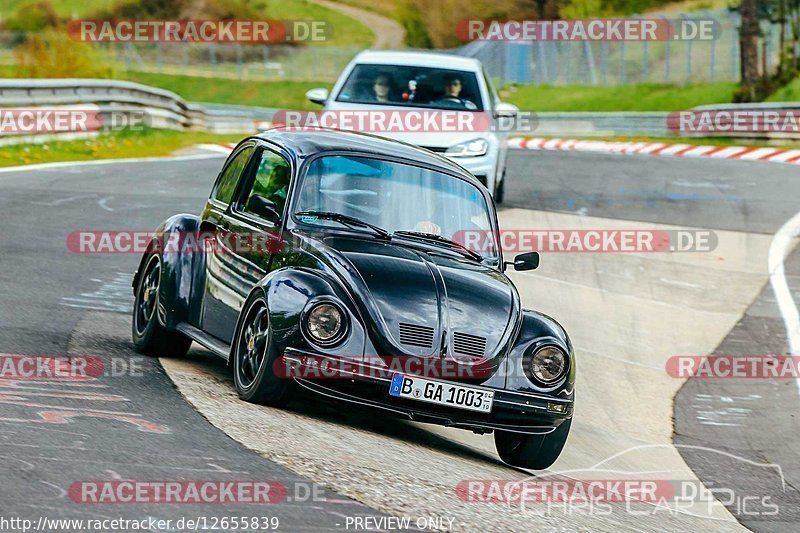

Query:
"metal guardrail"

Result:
[[0, 79, 258, 141], [533, 103, 800, 140], [1, 79, 798, 143], [534, 112, 670, 137]]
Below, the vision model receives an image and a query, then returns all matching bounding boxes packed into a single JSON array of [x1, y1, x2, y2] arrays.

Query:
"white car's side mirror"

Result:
[[306, 88, 329, 105], [494, 102, 519, 118]]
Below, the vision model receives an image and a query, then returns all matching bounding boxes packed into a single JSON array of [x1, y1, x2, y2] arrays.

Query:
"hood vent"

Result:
[[399, 323, 435, 349], [453, 332, 487, 361]]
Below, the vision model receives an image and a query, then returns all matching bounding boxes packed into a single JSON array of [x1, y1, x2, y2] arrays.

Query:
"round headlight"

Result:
[[529, 345, 567, 384], [306, 303, 344, 345]]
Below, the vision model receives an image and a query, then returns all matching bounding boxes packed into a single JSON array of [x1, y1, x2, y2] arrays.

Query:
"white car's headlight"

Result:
[[305, 302, 346, 345], [445, 138, 488, 157], [527, 345, 568, 385]]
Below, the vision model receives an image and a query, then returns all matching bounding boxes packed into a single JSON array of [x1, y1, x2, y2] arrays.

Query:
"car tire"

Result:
[[494, 170, 505, 204], [232, 293, 293, 406], [494, 419, 571, 470], [132, 254, 192, 357]]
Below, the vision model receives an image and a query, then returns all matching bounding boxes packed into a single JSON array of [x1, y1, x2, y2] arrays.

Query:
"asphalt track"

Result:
[[0, 148, 798, 531]]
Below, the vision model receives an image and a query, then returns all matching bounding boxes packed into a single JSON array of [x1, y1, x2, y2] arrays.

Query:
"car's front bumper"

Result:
[[283, 348, 573, 435]]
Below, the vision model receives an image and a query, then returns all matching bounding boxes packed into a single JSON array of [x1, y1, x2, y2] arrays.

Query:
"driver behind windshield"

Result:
[[433, 74, 477, 110], [371, 73, 394, 103]]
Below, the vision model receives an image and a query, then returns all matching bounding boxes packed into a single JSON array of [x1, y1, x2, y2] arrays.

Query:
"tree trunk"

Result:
[[739, 0, 761, 101]]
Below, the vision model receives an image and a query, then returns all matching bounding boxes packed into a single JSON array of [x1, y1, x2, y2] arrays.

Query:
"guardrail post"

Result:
[[182, 42, 189, 70], [536, 42, 548, 84], [584, 41, 598, 85], [565, 43, 573, 83], [600, 41, 608, 85], [236, 44, 243, 80], [642, 40, 649, 82], [709, 27, 716, 82], [731, 12, 739, 81]]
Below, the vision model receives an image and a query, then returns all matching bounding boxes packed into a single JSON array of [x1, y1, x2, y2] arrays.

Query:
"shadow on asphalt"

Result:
[[171, 345, 514, 471]]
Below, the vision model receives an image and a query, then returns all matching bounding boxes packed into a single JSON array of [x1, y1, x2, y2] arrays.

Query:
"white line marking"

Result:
[[98, 196, 114, 212], [195, 143, 238, 154], [768, 210, 800, 393], [0, 153, 225, 175]]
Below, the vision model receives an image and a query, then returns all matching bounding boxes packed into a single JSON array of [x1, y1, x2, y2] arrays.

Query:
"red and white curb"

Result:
[[198, 135, 800, 166], [507, 136, 800, 165], [196, 143, 239, 155]]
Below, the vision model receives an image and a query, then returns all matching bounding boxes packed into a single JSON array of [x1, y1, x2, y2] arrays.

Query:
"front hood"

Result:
[[313, 235, 519, 369]]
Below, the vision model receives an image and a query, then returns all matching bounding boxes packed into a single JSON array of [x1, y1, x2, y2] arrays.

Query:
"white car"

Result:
[[305, 50, 519, 203]]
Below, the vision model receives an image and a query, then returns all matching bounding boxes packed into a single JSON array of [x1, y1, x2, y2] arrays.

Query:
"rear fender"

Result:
[[132, 214, 203, 330]]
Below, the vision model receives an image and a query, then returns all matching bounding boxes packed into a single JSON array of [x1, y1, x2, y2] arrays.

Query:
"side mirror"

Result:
[[512, 252, 539, 271], [494, 102, 519, 119], [247, 195, 280, 223], [306, 88, 329, 105]]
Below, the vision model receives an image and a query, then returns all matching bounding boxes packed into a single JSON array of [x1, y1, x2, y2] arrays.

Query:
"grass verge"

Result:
[[121, 72, 331, 110], [0, 128, 242, 167], [766, 77, 800, 102], [501, 83, 739, 112]]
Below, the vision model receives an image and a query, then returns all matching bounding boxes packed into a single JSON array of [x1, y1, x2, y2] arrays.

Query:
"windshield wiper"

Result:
[[295, 211, 391, 240], [392, 231, 483, 262]]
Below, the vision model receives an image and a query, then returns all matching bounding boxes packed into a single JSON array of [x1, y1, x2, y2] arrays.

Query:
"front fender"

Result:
[[239, 267, 367, 361], [503, 310, 575, 401], [132, 214, 202, 330]]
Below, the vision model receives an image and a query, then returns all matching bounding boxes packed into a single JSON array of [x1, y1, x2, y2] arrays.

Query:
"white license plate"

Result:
[[389, 374, 494, 413]]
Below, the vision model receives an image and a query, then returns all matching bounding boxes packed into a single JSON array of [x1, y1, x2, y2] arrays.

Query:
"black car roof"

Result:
[[253, 127, 479, 183]]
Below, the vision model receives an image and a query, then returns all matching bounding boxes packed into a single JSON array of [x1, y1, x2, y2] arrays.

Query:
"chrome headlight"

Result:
[[445, 138, 488, 157], [305, 302, 346, 346], [527, 345, 567, 385]]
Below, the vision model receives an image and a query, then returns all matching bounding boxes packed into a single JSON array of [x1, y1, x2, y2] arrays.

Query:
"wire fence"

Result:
[[458, 11, 793, 86], [0, 34, 360, 82], [107, 42, 360, 81], [0, 10, 794, 87]]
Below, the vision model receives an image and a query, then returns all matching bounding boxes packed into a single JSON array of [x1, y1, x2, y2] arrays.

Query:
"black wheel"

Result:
[[495, 419, 571, 470], [494, 169, 505, 204], [132, 255, 192, 356], [233, 294, 293, 406]]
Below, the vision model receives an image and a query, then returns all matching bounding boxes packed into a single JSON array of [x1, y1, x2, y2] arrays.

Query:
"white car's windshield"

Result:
[[294, 155, 498, 262], [335, 64, 483, 111]]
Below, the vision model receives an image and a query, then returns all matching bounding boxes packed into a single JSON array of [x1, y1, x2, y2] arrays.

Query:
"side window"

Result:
[[211, 146, 254, 205], [243, 149, 291, 218]]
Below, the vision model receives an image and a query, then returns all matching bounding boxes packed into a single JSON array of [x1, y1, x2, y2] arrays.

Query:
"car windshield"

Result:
[[294, 155, 498, 262], [335, 64, 483, 111]]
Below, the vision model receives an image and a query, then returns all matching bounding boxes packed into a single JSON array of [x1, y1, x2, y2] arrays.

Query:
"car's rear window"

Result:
[[335, 64, 483, 111]]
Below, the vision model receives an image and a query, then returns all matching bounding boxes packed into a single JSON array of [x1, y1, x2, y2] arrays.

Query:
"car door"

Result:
[[203, 144, 292, 344], [199, 142, 257, 342]]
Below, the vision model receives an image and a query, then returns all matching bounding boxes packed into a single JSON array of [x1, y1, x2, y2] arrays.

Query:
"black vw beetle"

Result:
[[132, 128, 575, 469]]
